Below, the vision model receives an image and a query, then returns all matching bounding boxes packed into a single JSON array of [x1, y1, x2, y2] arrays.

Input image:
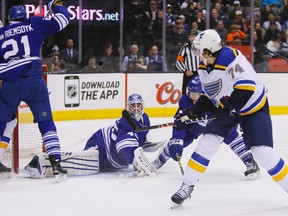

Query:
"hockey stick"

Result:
[[265, 47, 288, 62], [176, 153, 184, 175], [122, 110, 217, 132]]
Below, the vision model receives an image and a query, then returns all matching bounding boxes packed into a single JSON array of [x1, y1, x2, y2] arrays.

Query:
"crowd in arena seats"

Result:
[[44, 0, 288, 73]]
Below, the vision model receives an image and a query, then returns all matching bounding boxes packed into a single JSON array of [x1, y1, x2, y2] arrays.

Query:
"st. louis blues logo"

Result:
[[67, 84, 77, 98], [202, 79, 222, 106]]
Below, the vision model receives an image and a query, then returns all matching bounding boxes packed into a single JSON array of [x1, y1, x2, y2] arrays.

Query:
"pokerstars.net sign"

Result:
[[25, 2, 119, 24]]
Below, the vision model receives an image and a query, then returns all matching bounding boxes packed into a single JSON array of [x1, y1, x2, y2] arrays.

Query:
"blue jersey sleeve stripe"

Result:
[[234, 80, 256, 86], [54, 13, 69, 30]]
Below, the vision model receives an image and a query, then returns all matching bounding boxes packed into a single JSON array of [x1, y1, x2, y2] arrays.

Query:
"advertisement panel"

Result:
[[23, 0, 120, 25], [127, 73, 183, 108], [48, 73, 125, 111]]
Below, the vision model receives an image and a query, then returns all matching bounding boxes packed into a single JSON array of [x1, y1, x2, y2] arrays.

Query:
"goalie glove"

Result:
[[47, 0, 63, 13], [132, 147, 158, 177]]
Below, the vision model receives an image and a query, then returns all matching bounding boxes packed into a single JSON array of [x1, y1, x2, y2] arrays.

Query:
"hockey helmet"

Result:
[[187, 76, 202, 95], [8, 5, 27, 22], [126, 93, 144, 121], [192, 29, 222, 56]]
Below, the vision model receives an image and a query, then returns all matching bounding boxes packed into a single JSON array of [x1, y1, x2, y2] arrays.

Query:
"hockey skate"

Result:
[[22, 155, 46, 178], [171, 183, 194, 209], [0, 162, 11, 179], [244, 158, 260, 180], [151, 158, 165, 170], [49, 155, 68, 183]]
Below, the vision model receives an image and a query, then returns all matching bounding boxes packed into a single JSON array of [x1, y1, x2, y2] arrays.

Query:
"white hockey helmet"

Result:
[[126, 93, 144, 121], [192, 29, 222, 56]]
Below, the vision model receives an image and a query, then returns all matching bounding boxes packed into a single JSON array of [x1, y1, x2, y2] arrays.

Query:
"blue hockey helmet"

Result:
[[8, 5, 27, 22], [187, 76, 202, 95], [126, 93, 144, 121]]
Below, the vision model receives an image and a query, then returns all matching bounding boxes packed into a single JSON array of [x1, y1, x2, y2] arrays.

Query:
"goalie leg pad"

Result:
[[133, 147, 158, 177], [22, 150, 100, 177]]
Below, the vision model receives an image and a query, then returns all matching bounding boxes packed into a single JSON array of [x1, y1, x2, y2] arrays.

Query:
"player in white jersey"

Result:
[[170, 29, 288, 207]]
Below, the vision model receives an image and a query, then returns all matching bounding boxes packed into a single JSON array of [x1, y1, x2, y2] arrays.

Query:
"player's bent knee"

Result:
[[195, 133, 224, 160], [38, 120, 56, 135]]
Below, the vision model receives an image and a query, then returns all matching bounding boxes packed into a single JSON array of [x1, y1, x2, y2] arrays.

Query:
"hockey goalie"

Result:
[[22, 93, 166, 178]]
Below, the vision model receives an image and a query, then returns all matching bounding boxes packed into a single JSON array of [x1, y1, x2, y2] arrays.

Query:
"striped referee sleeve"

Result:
[[175, 42, 199, 73]]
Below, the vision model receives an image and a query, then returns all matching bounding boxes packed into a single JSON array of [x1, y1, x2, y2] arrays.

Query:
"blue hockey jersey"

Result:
[[0, 6, 70, 80], [173, 94, 206, 147], [84, 113, 150, 171]]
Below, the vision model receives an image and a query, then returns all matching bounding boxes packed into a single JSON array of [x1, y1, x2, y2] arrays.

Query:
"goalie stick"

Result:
[[122, 110, 217, 132]]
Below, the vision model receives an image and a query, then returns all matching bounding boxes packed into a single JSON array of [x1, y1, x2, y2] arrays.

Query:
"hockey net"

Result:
[[2, 102, 43, 173]]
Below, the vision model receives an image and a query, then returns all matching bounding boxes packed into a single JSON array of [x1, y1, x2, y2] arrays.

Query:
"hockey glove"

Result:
[[47, 0, 63, 12], [174, 108, 197, 130], [168, 139, 184, 161], [216, 96, 235, 124]]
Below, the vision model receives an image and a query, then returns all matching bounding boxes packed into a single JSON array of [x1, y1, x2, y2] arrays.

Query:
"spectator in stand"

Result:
[[49, 52, 66, 72], [166, 19, 188, 71], [154, 9, 164, 44], [266, 32, 284, 58], [178, 15, 190, 32], [59, 38, 79, 69], [279, 30, 288, 58], [194, 2, 206, 16], [263, 21, 281, 44], [193, 11, 206, 31], [261, 4, 272, 23], [231, 10, 248, 34], [135, 56, 147, 71], [190, 21, 202, 35], [145, 45, 165, 71], [280, 4, 288, 31], [214, 20, 229, 43], [123, 0, 145, 52], [166, 4, 176, 29], [99, 42, 118, 72], [143, 0, 159, 56], [228, 1, 245, 21], [263, 12, 282, 31], [81, 56, 103, 73], [210, 8, 221, 29], [254, 22, 266, 45], [226, 23, 247, 44], [213, 1, 227, 22], [122, 43, 142, 72], [180, 1, 197, 25]]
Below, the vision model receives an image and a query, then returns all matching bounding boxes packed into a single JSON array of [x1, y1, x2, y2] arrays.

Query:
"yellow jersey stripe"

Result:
[[188, 159, 206, 173], [272, 165, 288, 182], [0, 141, 8, 149]]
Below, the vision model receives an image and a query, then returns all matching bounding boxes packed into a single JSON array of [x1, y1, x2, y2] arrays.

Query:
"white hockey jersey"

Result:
[[197, 46, 267, 116]]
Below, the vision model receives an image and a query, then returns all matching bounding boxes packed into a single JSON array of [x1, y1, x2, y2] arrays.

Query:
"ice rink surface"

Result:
[[1, 115, 288, 216]]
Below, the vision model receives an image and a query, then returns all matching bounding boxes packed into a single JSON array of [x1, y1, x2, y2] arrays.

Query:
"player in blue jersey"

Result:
[[0, 1, 70, 178], [170, 29, 288, 208], [152, 76, 260, 179], [22, 93, 163, 178]]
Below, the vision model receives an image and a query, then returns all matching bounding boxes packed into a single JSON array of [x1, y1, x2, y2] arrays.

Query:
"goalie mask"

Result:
[[126, 93, 144, 121]]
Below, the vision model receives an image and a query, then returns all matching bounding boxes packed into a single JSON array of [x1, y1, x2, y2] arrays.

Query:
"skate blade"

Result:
[[170, 202, 182, 209], [54, 173, 67, 183], [246, 171, 261, 180]]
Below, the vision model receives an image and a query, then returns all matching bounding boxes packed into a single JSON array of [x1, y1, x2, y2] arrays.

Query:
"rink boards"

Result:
[[46, 73, 288, 121]]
